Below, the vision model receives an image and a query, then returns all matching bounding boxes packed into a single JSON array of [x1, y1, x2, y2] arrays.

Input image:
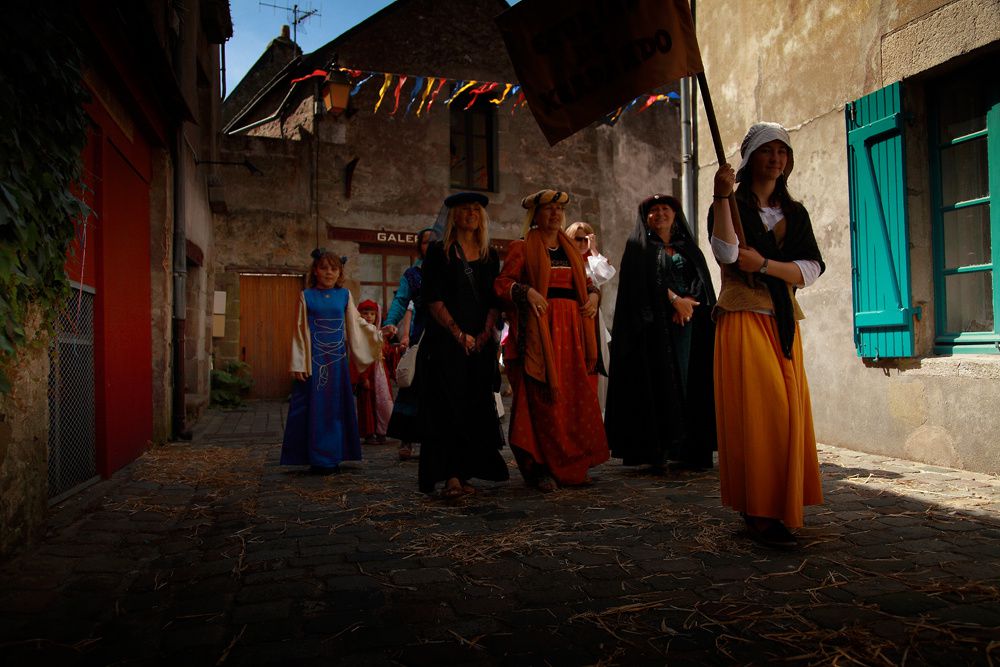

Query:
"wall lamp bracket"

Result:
[[196, 158, 264, 176]]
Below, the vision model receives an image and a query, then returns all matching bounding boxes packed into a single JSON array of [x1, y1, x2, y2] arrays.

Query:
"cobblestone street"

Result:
[[2, 401, 999, 665]]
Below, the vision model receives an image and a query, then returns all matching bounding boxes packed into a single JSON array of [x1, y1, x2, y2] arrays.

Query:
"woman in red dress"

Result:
[[495, 189, 609, 492]]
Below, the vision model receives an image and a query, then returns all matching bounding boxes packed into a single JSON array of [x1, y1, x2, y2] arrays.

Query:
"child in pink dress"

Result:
[[355, 300, 394, 444]]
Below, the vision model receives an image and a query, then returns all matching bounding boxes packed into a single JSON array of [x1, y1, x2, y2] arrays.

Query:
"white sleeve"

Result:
[[793, 260, 822, 288], [345, 291, 380, 373], [711, 235, 738, 264], [586, 254, 617, 286]]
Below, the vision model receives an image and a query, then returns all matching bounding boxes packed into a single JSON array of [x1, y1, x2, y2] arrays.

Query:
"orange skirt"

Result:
[[714, 311, 822, 528]]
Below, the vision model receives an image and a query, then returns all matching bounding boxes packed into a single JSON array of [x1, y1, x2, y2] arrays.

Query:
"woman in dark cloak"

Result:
[[416, 192, 508, 497], [605, 194, 717, 470]]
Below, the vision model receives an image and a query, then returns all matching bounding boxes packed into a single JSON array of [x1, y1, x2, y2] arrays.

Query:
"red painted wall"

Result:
[[81, 68, 156, 477], [93, 141, 153, 476]]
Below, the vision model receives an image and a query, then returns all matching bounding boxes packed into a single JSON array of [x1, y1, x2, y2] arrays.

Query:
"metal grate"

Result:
[[47, 285, 97, 499]]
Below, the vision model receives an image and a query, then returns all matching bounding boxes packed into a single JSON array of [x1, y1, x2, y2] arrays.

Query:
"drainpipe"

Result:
[[680, 0, 698, 239], [172, 136, 189, 440], [171, 17, 190, 440]]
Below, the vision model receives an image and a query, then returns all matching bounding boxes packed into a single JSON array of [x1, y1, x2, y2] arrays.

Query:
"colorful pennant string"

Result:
[[320, 67, 680, 121]]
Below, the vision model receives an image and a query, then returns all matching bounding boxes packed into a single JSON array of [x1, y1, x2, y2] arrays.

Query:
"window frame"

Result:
[[358, 244, 419, 319], [928, 70, 1000, 355], [449, 92, 498, 192]]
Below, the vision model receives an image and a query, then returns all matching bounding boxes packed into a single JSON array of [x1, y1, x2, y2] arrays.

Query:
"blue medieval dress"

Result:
[[281, 287, 380, 468]]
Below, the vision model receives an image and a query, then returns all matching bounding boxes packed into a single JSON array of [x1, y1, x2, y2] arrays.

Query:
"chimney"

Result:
[[281, 25, 290, 40]]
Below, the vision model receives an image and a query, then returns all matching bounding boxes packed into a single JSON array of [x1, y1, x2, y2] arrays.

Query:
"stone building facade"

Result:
[[0, 0, 231, 559], [692, 0, 1000, 473], [214, 0, 682, 397]]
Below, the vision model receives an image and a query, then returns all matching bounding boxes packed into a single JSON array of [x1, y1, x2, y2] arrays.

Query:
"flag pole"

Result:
[[696, 71, 745, 247]]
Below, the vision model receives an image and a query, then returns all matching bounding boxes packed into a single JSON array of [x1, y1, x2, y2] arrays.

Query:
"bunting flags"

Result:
[[464, 82, 499, 110], [491, 83, 513, 106], [415, 77, 435, 117], [405, 76, 425, 116], [287, 66, 680, 123], [445, 80, 477, 105], [389, 75, 408, 115], [350, 73, 375, 97], [373, 73, 393, 113], [425, 78, 448, 114]]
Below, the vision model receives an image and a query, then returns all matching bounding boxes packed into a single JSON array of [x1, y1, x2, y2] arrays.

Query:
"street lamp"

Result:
[[321, 68, 352, 117]]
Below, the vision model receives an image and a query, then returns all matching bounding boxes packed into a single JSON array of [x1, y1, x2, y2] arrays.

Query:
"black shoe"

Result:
[[744, 516, 798, 550]]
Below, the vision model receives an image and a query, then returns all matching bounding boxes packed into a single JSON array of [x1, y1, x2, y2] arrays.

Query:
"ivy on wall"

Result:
[[0, 6, 91, 392]]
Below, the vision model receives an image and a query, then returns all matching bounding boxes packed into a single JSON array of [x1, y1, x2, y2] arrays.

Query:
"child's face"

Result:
[[359, 310, 377, 325], [314, 259, 340, 289]]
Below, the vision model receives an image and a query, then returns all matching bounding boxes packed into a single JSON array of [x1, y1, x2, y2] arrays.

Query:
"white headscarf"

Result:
[[736, 122, 794, 181]]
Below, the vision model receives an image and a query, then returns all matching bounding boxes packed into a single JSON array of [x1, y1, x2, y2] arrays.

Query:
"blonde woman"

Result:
[[417, 192, 508, 498]]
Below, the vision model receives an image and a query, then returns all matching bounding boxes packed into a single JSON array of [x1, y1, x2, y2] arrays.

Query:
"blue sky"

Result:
[[224, 0, 395, 95]]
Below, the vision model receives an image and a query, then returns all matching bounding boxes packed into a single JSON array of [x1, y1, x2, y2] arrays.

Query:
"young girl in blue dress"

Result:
[[280, 250, 382, 474]]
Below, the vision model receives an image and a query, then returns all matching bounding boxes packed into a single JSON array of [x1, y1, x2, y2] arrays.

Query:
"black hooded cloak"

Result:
[[605, 201, 718, 468]]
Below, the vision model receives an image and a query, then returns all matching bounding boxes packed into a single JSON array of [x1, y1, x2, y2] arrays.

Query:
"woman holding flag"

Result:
[[709, 123, 826, 549]]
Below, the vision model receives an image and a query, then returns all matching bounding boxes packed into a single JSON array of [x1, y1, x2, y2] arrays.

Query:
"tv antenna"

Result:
[[259, 2, 320, 46]]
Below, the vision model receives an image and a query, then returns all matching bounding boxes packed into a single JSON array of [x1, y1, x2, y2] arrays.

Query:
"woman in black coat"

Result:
[[605, 194, 717, 471]]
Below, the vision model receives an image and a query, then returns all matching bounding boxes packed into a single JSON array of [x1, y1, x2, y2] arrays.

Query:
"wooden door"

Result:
[[239, 275, 304, 398]]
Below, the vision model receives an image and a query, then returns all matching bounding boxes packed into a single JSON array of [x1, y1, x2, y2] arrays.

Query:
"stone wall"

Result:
[[149, 149, 174, 444], [694, 0, 1000, 473], [0, 317, 50, 560]]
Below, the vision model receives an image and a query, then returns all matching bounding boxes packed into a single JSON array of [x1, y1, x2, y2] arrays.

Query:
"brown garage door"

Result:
[[239, 274, 304, 398]]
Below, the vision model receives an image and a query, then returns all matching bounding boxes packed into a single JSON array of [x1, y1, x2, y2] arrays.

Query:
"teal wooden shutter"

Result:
[[846, 82, 920, 359]]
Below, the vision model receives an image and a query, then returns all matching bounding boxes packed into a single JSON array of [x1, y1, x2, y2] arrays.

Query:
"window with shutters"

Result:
[[929, 63, 1000, 354], [846, 82, 920, 359], [847, 65, 1000, 359]]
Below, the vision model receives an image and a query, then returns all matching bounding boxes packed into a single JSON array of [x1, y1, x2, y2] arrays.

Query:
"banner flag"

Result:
[[495, 0, 704, 145], [415, 77, 436, 117], [290, 69, 328, 84], [491, 83, 514, 105], [405, 76, 426, 116], [350, 72, 375, 96], [373, 73, 393, 113], [445, 80, 477, 105], [464, 82, 500, 110], [426, 78, 449, 114], [390, 75, 408, 115]]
